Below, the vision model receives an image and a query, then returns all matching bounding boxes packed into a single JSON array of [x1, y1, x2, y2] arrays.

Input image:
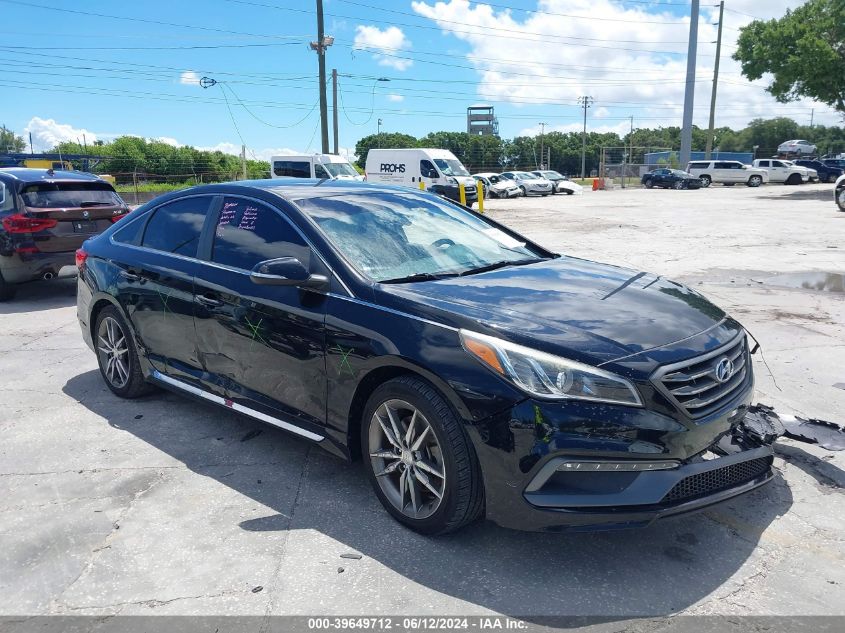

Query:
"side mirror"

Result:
[[250, 257, 328, 289]]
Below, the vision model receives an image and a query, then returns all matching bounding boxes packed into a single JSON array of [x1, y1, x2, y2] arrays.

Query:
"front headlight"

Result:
[[445, 176, 457, 184], [460, 330, 642, 406]]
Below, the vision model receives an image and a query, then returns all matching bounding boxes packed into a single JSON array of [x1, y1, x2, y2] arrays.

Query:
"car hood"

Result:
[[378, 256, 727, 366]]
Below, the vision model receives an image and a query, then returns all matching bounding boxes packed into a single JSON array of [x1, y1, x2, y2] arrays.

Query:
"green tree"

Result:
[[733, 0, 845, 115], [1, 125, 26, 152], [354, 132, 418, 168]]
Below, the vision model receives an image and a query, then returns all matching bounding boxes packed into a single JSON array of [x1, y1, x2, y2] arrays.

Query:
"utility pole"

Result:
[[538, 122, 546, 170], [29, 132, 34, 154], [377, 118, 383, 148], [578, 96, 593, 179], [705, 0, 724, 160], [680, 0, 699, 168], [310, 0, 333, 154], [332, 69, 339, 154], [810, 108, 814, 128], [241, 144, 247, 180]]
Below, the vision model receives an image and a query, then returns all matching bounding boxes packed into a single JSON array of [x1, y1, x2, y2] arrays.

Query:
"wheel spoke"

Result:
[[370, 449, 398, 460], [411, 424, 430, 451], [407, 471, 420, 515], [414, 468, 442, 500], [377, 415, 402, 450], [399, 468, 408, 509], [415, 459, 444, 480], [384, 405, 404, 448], [375, 460, 401, 477], [113, 335, 126, 351], [115, 358, 128, 382], [98, 335, 111, 350], [97, 345, 112, 355], [404, 410, 417, 446]]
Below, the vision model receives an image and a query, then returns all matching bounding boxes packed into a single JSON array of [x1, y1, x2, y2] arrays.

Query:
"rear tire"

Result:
[[837, 186, 845, 212], [0, 271, 16, 302], [94, 306, 153, 399], [361, 376, 484, 535]]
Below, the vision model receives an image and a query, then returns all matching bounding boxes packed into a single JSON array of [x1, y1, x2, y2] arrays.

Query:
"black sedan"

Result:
[[642, 168, 703, 189], [76, 180, 773, 534]]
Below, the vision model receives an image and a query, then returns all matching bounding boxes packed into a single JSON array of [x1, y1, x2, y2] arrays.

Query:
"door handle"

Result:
[[120, 270, 141, 282], [195, 294, 223, 308]]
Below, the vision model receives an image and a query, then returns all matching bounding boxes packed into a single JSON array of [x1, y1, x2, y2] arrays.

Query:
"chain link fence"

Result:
[[598, 147, 672, 189]]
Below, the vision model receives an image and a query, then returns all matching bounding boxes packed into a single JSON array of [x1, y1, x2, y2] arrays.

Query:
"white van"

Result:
[[365, 148, 478, 204], [270, 154, 363, 181]]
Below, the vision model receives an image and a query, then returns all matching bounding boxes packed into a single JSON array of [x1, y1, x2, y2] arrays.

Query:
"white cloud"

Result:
[[353, 25, 413, 71], [386, 93, 405, 102], [155, 136, 180, 146], [179, 70, 200, 85], [410, 0, 840, 129], [23, 117, 97, 151]]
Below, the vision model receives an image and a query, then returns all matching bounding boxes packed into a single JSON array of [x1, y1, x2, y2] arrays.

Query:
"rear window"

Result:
[[21, 181, 122, 209]]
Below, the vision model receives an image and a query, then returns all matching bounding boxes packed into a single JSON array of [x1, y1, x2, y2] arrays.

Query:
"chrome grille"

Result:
[[653, 334, 752, 420]]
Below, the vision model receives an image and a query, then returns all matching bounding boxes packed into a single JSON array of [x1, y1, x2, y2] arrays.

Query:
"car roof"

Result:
[[167, 178, 435, 202], [0, 168, 105, 183]]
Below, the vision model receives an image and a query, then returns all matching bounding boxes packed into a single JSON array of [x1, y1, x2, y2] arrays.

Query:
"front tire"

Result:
[[519, 185, 527, 197], [361, 376, 484, 535], [747, 175, 763, 187], [837, 187, 845, 212], [699, 175, 711, 187], [643, 178, 654, 189], [0, 270, 16, 302], [786, 173, 802, 185], [94, 306, 152, 398]]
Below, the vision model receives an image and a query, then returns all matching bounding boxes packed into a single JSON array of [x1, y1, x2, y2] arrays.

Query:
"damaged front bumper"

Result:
[[477, 409, 775, 532]]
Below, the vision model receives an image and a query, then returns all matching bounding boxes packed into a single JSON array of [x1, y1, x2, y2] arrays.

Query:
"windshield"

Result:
[[323, 162, 359, 177], [671, 170, 691, 177], [296, 192, 543, 282], [542, 171, 563, 179], [21, 182, 122, 208], [433, 158, 470, 177], [516, 172, 537, 179]]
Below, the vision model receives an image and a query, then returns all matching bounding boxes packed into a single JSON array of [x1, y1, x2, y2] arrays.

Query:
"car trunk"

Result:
[[20, 181, 126, 253]]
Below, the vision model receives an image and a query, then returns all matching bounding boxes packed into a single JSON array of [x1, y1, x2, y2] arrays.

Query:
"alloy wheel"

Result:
[[368, 399, 447, 520], [97, 316, 130, 388]]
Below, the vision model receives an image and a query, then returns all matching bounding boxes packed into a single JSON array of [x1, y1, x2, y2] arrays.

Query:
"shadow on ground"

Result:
[[64, 370, 796, 619], [0, 275, 77, 315], [758, 188, 837, 203]]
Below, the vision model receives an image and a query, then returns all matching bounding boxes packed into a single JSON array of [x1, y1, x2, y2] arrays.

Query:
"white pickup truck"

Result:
[[752, 159, 817, 185]]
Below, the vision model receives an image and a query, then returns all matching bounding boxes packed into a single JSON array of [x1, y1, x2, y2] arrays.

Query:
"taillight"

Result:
[[110, 212, 129, 224], [2, 214, 58, 234], [75, 248, 88, 270]]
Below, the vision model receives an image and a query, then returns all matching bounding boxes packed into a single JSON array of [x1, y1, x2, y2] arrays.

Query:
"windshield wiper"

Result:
[[79, 201, 112, 207], [380, 272, 460, 284], [458, 257, 544, 276]]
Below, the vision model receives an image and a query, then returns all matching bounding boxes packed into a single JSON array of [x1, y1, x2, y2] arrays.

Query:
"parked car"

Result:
[[752, 159, 815, 185], [641, 168, 703, 190], [0, 168, 128, 301], [822, 158, 845, 170], [777, 139, 817, 156], [77, 179, 774, 534], [793, 159, 843, 183], [472, 173, 521, 199], [836, 174, 845, 212], [686, 160, 768, 187], [500, 171, 553, 196], [531, 170, 583, 195]]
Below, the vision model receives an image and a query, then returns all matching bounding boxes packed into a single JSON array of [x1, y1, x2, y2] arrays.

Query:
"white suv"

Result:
[[686, 160, 768, 187], [752, 159, 815, 185]]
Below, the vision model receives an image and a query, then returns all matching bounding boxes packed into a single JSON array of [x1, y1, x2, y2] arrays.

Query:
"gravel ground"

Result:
[[0, 182, 842, 625]]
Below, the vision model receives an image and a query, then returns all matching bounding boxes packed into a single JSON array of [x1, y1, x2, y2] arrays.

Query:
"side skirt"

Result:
[[149, 369, 325, 442]]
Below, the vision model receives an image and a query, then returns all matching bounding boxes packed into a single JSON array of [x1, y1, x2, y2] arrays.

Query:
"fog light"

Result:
[[557, 460, 679, 472]]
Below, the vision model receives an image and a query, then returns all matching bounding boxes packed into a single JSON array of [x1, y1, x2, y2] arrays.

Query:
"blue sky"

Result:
[[1, 0, 836, 160]]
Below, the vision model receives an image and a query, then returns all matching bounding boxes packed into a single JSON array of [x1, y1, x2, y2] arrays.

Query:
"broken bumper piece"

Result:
[[516, 429, 774, 532]]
